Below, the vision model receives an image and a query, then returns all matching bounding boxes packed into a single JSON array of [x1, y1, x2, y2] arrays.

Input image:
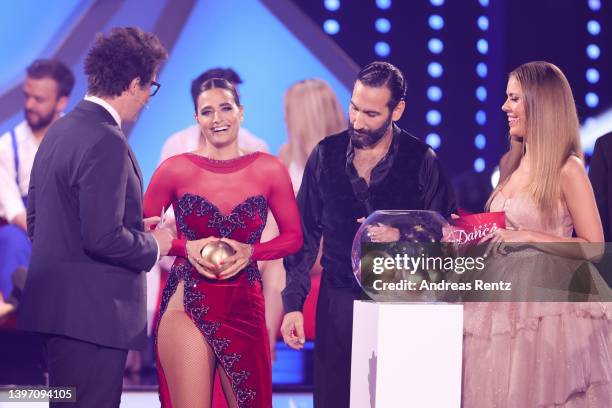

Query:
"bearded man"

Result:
[[280, 61, 456, 407], [0, 59, 74, 304]]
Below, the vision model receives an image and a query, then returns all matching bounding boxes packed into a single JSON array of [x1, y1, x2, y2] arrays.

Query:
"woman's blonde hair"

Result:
[[487, 61, 583, 227], [284, 78, 346, 168]]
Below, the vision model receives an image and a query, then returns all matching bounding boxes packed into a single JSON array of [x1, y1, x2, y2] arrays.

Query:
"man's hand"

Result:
[[143, 216, 161, 231], [281, 311, 306, 350], [366, 223, 400, 242], [151, 227, 173, 257], [11, 212, 27, 232]]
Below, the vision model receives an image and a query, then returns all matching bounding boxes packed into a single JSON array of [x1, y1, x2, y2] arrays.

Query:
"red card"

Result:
[[449, 212, 506, 245]]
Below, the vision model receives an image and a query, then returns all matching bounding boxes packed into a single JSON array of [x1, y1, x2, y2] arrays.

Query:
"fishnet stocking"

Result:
[[157, 281, 238, 407]]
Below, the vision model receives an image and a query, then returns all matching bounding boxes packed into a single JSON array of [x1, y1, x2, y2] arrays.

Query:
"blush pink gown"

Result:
[[462, 191, 612, 407]]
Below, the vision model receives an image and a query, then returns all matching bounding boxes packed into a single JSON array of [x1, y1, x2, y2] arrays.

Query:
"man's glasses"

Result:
[[150, 81, 161, 97]]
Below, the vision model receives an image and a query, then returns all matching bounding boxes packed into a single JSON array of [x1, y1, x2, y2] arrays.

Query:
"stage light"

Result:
[[476, 62, 488, 78], [479, 0, 490, 7], [474, 134, 486, 150], [376, 0, 391, 10], [586, 92, 599, 108], [587, 20, 601, 35], [323, 19, 340, 35], [324, 0, 340, 12], [426, 133, 441, 149], [474, 158, 486, 173], [477, 16, 489, 31], [426, 110, 442, 126], [428, 62, 443, 78], [475, 110, 486, 125], [586, 44, 600, 59], [586, 68, 600, 84], [429, 15, 444, 30], [375, 18, 391, 33], [588, 0, 601, 11], [477, 39, 488, 54], [375, 41, 390, 57], [476, 86, 487, 102], [430, 0, 444, 6], [427, 86, 442, 102], [428, 38, 444, 54]]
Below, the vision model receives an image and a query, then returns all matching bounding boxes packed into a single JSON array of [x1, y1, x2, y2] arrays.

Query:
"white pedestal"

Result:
[[350, 301, 463, 408]]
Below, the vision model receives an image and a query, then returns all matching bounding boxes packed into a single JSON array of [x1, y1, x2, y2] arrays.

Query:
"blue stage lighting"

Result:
[[479, 0, 490, 6], [324, 0, 340, 12], [323, 19, 340, 35], [586, 44, 600, 59], [475, 110, 486, 125], [477, 16, 489, 31], [430, 0, 444, 6], [427, 86, 442, 102], [376, 0, 392, 10], [588, 0, 601, 11], [375, 18, 391, 33], [476, 86, 487, 102], [428, 62, 443, 78], [426, 110, 442, 126], [586, 68, 600, 84], [476, 62, 488, 78], [587, 20, 601, 35], [477, 39, 488, 54], [428, 38, 444, 54], [474, 157, 485, 173], [375, 41, 390, 57], [585, 92, 599, 108], [474, 134, 486, 150], [429, 15, 444, 30], [426, 133, 441, 149]]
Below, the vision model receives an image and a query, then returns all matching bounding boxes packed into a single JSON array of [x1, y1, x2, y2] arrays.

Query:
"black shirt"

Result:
[[282, 126, 456, 312]]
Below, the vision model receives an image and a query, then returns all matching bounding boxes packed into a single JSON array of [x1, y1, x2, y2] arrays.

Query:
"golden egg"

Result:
[[200, 241, 236, 275]]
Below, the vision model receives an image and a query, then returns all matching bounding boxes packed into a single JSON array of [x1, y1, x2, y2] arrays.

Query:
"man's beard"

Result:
[[348, 114, 392, 148], [25, 109, 55, 132]]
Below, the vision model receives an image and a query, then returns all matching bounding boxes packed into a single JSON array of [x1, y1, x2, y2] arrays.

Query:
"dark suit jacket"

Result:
[[589, 132, 612, 242], [18, 100, 158, 350]]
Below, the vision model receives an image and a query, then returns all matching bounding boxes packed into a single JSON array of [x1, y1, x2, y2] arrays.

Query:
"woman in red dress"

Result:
[[144, 78, 302, 408]]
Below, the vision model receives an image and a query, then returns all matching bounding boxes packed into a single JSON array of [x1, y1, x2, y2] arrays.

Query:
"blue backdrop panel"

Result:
[[0, 0, 85, 91]]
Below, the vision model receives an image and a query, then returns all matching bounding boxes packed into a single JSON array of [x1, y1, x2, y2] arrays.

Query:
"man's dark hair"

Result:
[[191, 68, 243, 111], [356, 61, 406, 110], [84, 27, 167, 97], [26, 59, 75, 98], [195, 78, 241, 111]]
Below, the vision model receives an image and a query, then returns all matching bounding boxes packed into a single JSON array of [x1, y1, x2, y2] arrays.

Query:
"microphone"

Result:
[[351, 177, 373, 215]]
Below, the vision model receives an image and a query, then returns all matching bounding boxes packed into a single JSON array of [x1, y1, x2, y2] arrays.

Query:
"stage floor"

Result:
[[0, 391, 313, 407]]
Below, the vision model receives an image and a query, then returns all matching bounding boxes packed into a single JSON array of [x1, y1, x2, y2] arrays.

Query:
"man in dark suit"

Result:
[[590, 132, 612, 242], [18, 27, 173, 407]]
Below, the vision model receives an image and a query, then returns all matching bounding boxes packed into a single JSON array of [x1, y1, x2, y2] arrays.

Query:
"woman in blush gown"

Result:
[[462, 61, 612, 407], [143, 78, 302, 408]]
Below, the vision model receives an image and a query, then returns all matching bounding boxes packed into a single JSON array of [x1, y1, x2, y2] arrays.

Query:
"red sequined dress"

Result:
[[143, 152, 302, 408]]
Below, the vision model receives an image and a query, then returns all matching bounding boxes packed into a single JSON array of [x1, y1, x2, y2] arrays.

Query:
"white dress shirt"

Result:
[[0, 120, 38, 221]]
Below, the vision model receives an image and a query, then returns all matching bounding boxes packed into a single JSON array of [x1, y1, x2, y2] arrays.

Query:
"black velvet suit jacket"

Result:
[[18, 101, 158, 350], [589, 132, 612, 242]]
